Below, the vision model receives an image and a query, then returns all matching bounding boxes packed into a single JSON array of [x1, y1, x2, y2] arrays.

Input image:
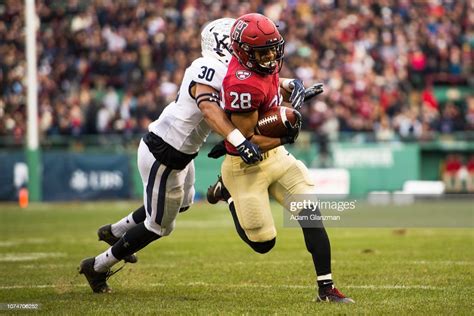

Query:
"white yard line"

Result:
[[0, 239, 49, 247], [0, 285, 57, 289], [165, 282, 443, 291], [345, 285, 440, 290], [0, 284, 87, 289], [13, 259, 473, 269], [0, 282, 444, 291], [0, 252, 66, 262], [0, 242, 17, 247], [19, 263, 72, 269], [410, 260, 472, 265]]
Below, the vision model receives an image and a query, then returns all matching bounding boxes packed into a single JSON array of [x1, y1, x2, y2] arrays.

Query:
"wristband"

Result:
[[226, 129, 246, 147], [281, 79, 293, 92]]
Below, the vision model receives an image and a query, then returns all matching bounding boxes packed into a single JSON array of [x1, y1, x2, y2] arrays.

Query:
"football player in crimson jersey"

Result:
[[78, 18, 263, 293], [208, 13, 354, 303]]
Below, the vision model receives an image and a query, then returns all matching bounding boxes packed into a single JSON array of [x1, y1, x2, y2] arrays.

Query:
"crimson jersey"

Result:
[[222, 57, 281, 154]]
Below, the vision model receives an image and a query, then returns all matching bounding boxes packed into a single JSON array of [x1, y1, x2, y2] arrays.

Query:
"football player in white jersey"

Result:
[[79, 18, 262, 293]]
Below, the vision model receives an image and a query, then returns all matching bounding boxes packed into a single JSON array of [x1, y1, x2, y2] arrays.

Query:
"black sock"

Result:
[[131, 205, 146, 223], [317, 279, 334, 289], [298, 208, 332, 288], [111, 222, 160, 260]]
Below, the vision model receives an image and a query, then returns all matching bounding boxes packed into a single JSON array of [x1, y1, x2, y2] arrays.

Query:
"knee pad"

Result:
[[145, 217, 176, 237], [244, 225, 277, 244], [238, 197, 265, 231], [160, 221, 175, 236], [248, 238, 276, 254], [148, 186, 183, 236], [182, 186, 195, 209]]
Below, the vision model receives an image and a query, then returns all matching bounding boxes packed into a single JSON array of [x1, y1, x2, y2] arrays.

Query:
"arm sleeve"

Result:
[[223, 83, 264, 113]]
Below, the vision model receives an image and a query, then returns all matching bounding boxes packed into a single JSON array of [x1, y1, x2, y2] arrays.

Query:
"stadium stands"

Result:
[[0, 0, 472, 143]]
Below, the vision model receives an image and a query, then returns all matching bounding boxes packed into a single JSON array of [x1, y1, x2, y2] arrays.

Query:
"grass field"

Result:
[[0, 200, 473, 315]]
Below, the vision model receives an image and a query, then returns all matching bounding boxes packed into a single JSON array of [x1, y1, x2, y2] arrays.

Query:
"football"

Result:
[[255, 106, 300, 138]]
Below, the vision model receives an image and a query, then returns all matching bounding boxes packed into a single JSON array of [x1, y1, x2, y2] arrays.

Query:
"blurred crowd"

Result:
[[442, 154, 474, 192], [0, 0, 473, 144]]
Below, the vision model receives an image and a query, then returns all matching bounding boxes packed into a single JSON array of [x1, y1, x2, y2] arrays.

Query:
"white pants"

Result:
[[137, 139, 195, 236]]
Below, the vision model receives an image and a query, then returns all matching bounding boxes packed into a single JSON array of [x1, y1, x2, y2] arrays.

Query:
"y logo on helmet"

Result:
[[213, 32, 230, 56], [232, 20, 248, 42], [236, 70, 251, 80]]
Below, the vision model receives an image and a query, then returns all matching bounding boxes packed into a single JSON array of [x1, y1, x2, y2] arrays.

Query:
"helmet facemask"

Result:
[[250, 41, 285, 75]]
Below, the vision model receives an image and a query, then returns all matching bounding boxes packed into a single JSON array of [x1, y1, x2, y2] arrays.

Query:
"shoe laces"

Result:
[[105, 262, 126, 280]]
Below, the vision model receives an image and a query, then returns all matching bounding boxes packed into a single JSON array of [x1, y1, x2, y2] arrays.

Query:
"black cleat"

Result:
[[78, 257, 111, 293], [317, 286, 355, 303], [207, 175, 226, 204], [97, 224, 138, 264]]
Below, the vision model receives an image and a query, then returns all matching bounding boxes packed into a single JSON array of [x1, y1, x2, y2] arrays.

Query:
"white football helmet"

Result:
[[201, 18, 235, 66]]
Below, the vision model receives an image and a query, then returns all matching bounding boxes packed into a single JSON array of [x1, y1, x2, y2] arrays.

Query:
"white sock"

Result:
[[111, 213, 136, 238], [317, 273, 332, 281], [94, 247, 119, 272], [317, 273, 334, 288]]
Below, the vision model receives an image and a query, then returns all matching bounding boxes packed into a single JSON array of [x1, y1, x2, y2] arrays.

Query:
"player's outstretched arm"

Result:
[[280, 77, 305, 109], [195, 83, 262, 164], [280, 78, 324, 108]]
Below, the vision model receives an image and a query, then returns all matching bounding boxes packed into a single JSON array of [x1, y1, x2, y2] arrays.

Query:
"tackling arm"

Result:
[[194, 83, 262, 164], [194, 83, 234, 138]]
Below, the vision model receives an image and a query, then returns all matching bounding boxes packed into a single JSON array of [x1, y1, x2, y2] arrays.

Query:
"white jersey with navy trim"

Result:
[[148, 56, 227, 155]]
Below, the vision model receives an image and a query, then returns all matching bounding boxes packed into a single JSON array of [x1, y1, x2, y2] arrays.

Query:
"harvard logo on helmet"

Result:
[[236, 70, 251, 80], [232, 20, 248, 43]]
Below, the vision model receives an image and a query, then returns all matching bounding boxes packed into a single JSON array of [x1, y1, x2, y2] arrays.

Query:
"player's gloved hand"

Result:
[[288, 79, 306, 110], [281, 110, 302, 145], [208, 140, 227, 159], [303, 83, 324, 102], [226, 129, 262, 164], [236, 139, 262, 164]]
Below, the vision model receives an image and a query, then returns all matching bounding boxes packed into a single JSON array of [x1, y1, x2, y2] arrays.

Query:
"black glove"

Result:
[[208, 140, 227, 159], [281, 109, 302, 144], [303, 83, 324, 102], [236, 139, 262, 164], [289, 79, 306, 110], [208, 139, 262, 164]]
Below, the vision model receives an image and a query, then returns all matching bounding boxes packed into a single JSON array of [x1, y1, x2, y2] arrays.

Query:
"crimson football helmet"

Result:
[[230, 13, 285, 75]]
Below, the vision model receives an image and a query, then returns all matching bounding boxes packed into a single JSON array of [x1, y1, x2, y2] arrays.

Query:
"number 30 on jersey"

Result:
[[229, 92, 251, 109]]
